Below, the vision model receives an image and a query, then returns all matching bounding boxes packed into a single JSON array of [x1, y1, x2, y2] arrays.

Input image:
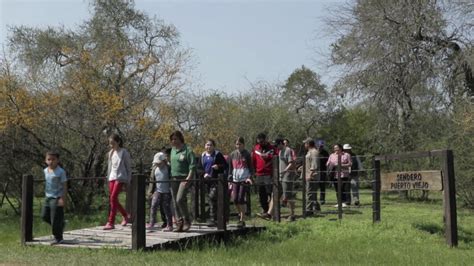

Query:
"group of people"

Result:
[[40, 130, 362, 244], [252, 134, 362, 221]]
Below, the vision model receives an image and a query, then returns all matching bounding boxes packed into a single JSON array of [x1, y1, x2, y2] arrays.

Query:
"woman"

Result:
[[104, 133, 132, 230], [326, 143, 352, 208], [228, 137, 253, 228], [169, 131, 196, 232]]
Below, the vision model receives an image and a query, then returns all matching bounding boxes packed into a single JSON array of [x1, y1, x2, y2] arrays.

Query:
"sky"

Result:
[[0, 0, 344, 93]]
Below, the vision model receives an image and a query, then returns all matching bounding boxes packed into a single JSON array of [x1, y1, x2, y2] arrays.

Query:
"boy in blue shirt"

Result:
[[41, 151, 68, 245]]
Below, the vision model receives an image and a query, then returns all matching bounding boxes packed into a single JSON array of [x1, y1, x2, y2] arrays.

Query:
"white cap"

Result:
[[343, 144, 352, 150], [152, 152, 166, 164]]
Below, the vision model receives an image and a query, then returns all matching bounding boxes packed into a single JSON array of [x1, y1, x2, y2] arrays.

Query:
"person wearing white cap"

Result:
[[146, 152, 173, 231], [343, 144, 361, 206]]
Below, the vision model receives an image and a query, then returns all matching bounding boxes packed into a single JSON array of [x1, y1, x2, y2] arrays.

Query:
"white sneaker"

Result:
[[342, 203, 348, 208]]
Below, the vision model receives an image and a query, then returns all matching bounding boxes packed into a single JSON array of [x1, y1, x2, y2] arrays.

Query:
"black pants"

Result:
[[41, 197, 64, 241], [319, 172, 327, 202], [258, 185, 271, 213], [334, 177, 350, 204]]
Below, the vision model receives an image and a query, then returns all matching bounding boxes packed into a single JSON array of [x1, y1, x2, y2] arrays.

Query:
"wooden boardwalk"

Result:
[[25, 223, 265, 250]]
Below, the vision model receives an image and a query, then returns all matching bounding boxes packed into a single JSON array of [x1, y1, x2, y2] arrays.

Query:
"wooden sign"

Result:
[[381, 171, 443, 191]]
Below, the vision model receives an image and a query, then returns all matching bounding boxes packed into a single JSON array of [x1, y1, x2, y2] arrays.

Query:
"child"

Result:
[[104, 133, 132, 230], [147, 152, 173, 232], [201, 139, 227, 227], [41, 151, 68, 245], [228, 137, 253, 228]]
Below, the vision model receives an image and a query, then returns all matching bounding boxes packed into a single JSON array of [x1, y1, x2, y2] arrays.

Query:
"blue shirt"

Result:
[[154, 166, 170, 193], [202, 151, 217, 177], [44, 166, 67, 198]]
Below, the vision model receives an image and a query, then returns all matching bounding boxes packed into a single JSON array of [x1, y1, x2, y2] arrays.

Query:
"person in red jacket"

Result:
[[252, 132, 277, 218]]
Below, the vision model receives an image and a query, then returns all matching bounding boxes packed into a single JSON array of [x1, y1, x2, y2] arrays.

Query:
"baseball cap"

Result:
[[343, 144, 352, 150], [152, 152, 166, 164]]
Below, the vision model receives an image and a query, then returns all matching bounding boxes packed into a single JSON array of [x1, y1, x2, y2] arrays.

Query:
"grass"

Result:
[[0, 190, 473, 265]]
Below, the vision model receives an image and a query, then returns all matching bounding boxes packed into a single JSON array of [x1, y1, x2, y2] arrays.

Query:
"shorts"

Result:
[[281, 172, 296, 200]]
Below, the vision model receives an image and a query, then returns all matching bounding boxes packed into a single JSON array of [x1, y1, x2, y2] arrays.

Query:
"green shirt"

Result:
[[170, 144, 196, 177]]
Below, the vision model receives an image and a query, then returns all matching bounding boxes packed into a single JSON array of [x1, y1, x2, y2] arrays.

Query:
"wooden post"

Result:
[[126, 182, 133, 221], [199, 172, 206, 222], [132, 174, 146, 250], [442, 150, 458, 247], [21, 174, 33, 245], [191, 170, 199, 221], [272, 156, 280, 222], [301, 157, 307, 218], [216, 173, 227, 231], [245, 187, 251, 216], [337, 154, 343, 220], [373, 159, 381, 223]]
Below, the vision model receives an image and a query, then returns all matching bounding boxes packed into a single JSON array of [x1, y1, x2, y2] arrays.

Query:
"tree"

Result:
[[2, 0, 191, 212], [326, 0, 472, 152], [326, 0, 474, 204], [282, 66, 328, 138]]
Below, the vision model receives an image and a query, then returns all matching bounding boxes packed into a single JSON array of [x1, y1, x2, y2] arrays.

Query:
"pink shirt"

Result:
[[327, 152, 352, 178]]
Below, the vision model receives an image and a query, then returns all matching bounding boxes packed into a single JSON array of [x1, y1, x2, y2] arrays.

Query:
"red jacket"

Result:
[[252, 143, 278, 176]]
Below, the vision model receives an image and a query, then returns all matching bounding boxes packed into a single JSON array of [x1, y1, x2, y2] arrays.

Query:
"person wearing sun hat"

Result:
[[327, 144, 352, 207], [343, 144, 361, 206]]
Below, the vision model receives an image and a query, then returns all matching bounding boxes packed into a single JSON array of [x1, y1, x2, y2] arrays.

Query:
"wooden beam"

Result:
[[21, 174, 33, 245], [132, 174, 146, 250], [375, 151, 432, 161], [373, 159, 381, 223], [272, 156, 280, 222], [442, 150, 458, 247], [216, 174, 226, 231], [301, 158, 306, 218]]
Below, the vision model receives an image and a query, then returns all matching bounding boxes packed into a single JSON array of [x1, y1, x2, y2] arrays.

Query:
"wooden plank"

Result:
[[381, 171, 443, 191], [27, 224, 265, 250], [375, 151, 432, 161]]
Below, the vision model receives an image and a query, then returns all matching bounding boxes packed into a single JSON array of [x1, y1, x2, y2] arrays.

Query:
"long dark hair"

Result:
[[169, 130, 185, 143], [109, 133, 124, 147]]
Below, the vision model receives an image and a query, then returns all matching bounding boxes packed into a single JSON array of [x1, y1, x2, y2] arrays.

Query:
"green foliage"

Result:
[[1, 194, 473, 264]]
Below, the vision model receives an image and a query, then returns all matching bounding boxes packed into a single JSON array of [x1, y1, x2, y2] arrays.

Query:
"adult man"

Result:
[[343, 144, 361, 206], [317, 140, 329, 205], [276, 138, 297, 221], [252, 133, 277, 218], [302, 138, 320, 216]]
